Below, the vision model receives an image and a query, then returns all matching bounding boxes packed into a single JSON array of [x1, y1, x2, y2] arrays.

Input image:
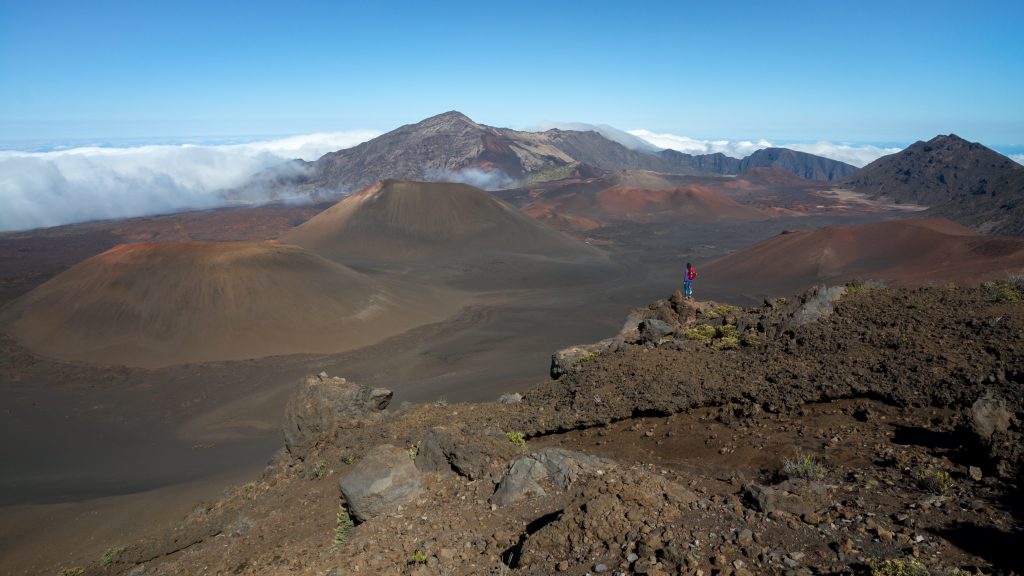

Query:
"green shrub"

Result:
[[683, 324, 716, 340], [312, 459, 328, 480], [435, 396, 449, 407], [740, 332, 761, 347], [506, 431, 526, 447], [783, 453, 825, 480], [870, 558, 931, 576], [718, 324, 738, 338], [100, 545, 124, 567], [983, 280, 1021, 303], [59, 568, 84, 576], [330, 503, 355, 552], [712, 336, 740, 350], [408, 442, 420, 460], [409, 550, 429, 565], [916, 468, 952, 494]]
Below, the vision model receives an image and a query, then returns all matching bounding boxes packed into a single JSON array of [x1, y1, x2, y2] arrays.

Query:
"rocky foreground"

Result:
[[59, 282, 1022, 576]]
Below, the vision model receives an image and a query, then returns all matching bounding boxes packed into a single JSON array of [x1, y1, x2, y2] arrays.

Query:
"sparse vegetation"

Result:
[[982, 280, 1021, 303], [712, 336, 740, 350], [312, 459, 328, 479], [100, 545, 124, 567], [704, 305, 739, 319], [718, 324, 737, 338], [329, 503, 355, 553], [59, 568, 85, 576], [435, 396, 449, 407], [783, 453, 825, 480], [505, 431, 526, 447], [683, 324, 716, 340], [870, 558, 931, 576], [740, 332, 761, 347], [408, 442, 420, 460], [409, 550, 429, 565], [916, 468, 952, 494], [342, 454, 354, 465]]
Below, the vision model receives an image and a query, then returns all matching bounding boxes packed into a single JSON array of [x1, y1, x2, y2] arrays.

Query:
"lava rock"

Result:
[[339, 444, 421, 522]]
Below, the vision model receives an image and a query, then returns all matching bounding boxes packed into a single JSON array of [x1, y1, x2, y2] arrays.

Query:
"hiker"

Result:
[[684, 262, 697, 299]]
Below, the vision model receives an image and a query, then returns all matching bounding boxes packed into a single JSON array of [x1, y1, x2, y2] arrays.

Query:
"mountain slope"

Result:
[[701, 217, 1024, 297], [0, 242, 455, 367], [269, 112, 858, 196], [841, 134, 1024, 235], [281, 180, 599, 262]]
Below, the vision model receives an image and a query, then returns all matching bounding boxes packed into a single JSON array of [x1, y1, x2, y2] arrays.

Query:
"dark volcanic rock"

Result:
[[283, 374, 392, 459], [490, 448, 615, 507], [414, 425, 520, 481], [339, 444, 422, 522]]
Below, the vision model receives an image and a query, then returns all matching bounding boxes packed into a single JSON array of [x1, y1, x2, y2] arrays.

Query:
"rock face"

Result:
[[338, 444, 422, 522], [414, 425, 520, 481], [490, 448, 614, 507], [283, 374, 392, 459]]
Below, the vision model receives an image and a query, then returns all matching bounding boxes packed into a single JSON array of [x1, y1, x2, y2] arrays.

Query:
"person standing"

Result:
[[684, 262, 697, 300]]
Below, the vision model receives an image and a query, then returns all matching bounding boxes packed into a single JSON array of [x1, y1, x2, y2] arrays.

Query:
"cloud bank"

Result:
[[535, 122, 662, 152], [0, 130, 380, 232], [627, 129, 901, 168], [1011, 153, 1024, 166], [422, 166, 516, 190]]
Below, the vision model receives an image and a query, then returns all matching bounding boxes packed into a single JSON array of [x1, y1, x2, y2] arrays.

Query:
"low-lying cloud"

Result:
[[0, 130, 380, 232], [423, 166, 516, 190], [1011, 153, 1024, 166], [627, 129, 901, 168]]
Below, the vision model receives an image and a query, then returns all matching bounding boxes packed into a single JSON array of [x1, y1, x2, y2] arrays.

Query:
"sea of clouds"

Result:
[[0, 130, 380, 232]]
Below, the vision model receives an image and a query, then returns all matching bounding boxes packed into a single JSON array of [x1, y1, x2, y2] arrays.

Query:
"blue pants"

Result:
[[684, 280, 693, 298]]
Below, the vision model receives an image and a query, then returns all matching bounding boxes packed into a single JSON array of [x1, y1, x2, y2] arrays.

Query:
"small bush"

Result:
[[99, 545, 124, 567], [435, 396, 449, 407], [684, 324, 716, 340], [330, 503, 355, 552], [703, 304, 739, 319], [312, 459, 328, 480], [408, 442, 420, 460], [740, 332, 761, 347], [59, 568, 84, 576], [409, 550, 429, 565], [712, 336, 740, 350], [983, 280, 1021, 303], [916, 468, 952, 494], [870, 558, 931, 576], [506, 431, 526, 447], [718, 324, 738, 338], [342, 454, 354, 465], [783, 453, 825, 480]]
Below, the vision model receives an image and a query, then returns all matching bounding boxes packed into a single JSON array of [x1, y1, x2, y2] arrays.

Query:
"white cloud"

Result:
[[0, 130, 380, 232], [1011, 153, 1024, 166], [423, 166, 516, 190], [628, 129, 901, 168]]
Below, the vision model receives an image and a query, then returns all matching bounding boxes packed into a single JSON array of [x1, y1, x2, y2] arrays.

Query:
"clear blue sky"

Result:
[[2, 0, 1022, 146]]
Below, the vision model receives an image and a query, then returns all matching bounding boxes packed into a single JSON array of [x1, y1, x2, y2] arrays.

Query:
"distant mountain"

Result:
[[842, 134, 1024, 235], [258, 112, 857, 196]]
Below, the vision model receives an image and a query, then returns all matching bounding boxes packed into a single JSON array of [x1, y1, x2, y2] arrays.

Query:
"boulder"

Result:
[[415, 425, 519, 481], [283, 374, 392, 459], [968, 390, 1012, 441], [490, 448, 614, 507], [339, 444, 421, 522], [639, 318, 674, 343], [744, 480, 829, 517]]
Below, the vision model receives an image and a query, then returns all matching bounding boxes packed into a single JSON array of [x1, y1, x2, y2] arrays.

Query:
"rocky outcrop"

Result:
[[490, 448, 614, 508], [338, 444, 422, 523], [744, 480, 830, 517], [414, 425, 521, 481], [283, 373, 392, 459]]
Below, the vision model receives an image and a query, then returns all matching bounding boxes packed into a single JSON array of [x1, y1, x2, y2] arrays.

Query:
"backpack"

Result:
[[688, 267, 698, 281]]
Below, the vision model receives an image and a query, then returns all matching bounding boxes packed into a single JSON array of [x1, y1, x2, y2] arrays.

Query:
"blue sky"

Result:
[[1, 0, 1022, 147]]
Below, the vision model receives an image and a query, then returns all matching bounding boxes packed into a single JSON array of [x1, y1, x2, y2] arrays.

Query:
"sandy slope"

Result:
[[702, 217, 1024, 297], [0, 241, 459, 367]]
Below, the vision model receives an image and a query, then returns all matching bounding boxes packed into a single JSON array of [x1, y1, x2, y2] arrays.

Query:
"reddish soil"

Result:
[[701, 218, 1024, 299]]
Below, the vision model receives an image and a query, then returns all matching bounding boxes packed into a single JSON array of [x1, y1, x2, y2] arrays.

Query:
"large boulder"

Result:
[[490, 448, 615, 507], [283, 373, 392, 459], [414, 425, 520, 481], [339, 444, 421, 523], [744, 480, 829, 517]]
